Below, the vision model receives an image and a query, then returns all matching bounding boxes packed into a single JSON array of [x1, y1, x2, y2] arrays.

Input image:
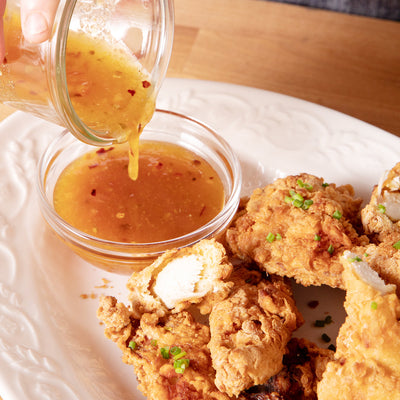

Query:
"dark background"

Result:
[[267, 0, 400, 20]]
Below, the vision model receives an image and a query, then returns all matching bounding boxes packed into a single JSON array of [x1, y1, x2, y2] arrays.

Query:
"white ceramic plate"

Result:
[[1, 78, 400, 399]]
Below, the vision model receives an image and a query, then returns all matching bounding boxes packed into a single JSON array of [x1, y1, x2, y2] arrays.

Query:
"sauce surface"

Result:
[[53, 142, 225, 243]]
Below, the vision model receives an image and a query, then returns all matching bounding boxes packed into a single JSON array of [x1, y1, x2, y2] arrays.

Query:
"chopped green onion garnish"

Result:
[[266, 232, 276, 243], [303, 199, 313, 210], [393, 241, 400, 250], [160, 346, 170, 359], [284, 195, 292, 204], [327, 244, 334, 254], [349, 256, 362, 262], [292, 193, 304, 202], [314, 234, 321, 241], [285, 190, 313, 210], [293, 199, 303, 208], [297, 179, 313, 191], [314, 315, 333, 327], [371, 301, 378, 310], [321, 333, 331, 343], [173, 351, 187, 360], [174, 358, 190, 374], [378, 204, 386, 214], [332, 210, 342, 220], [322, 182, 329, 187], [276, 233, 282, 240], [170, 347, 182, 356], [151, 339, 158, 347], [128, 340, 137, 351]]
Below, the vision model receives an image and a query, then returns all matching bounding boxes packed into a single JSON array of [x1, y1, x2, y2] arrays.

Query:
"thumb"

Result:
[[21, 0, 59, 44]]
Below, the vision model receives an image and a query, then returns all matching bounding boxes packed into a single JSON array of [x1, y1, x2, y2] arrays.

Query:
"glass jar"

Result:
[[0, 0, 174, 145]]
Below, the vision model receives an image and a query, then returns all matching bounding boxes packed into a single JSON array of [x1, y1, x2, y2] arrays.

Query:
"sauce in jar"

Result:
[[53, 142, 225, 243], [65, 32, 155, 180], [2, 15, 155, 180]]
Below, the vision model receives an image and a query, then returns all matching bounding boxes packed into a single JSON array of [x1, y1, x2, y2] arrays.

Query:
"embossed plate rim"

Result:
[[0, 78, 400, 399]]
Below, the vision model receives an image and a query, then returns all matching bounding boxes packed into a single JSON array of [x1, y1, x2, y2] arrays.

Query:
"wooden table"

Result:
[[168, 0, 400, 137], [0, 0, 399, 137], [0, 1, 399, 398]]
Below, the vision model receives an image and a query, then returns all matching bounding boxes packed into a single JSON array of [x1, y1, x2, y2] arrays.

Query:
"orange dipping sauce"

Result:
[[65, 31, 155, 180], [2, 14, 155, 181], [53, 142, 225, 243]]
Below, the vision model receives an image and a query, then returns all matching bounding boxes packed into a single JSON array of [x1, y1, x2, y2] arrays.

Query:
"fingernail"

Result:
[[24, 12, 48, 39]]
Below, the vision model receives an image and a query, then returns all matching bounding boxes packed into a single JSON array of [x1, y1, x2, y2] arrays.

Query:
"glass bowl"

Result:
[[36, 109, 242, 274]]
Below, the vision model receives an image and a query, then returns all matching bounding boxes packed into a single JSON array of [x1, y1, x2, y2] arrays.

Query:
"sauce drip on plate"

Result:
[[53, 142, 225, 243]]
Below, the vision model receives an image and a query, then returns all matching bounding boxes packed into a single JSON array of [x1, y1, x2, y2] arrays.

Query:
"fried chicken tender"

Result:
[[317, 251, 400, 399], [351, 233, 400, 296], [226, 173, 368, 288], [98, 296, 231, 400], [239, 338, 334, 400], [128, 239, 234, 318], [208, 268, 304, 397], [362, 161, 400, 240]]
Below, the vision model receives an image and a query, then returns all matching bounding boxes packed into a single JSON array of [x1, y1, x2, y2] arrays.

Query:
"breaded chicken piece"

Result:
[[362, 161, 400, 240], [98, 296, 232, 400], [239, 338, 334, 400], [317, 251, 400, 399], [128, 239, 234, 319], [208, 267, 304, 397], [226, 173, 368, 288], [352, 233, 400, 296]]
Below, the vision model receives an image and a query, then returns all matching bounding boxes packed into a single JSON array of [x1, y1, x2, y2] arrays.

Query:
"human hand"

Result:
[[0, 0, 60, 60]]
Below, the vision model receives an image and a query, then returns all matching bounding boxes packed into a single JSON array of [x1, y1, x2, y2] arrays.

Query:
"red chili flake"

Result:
[[2, 57, 7, 64], [96, 147, 114, 154], [307, 300, 319, 309], [91, 189, 97, 196], [127, 89, 136, 96], [199, 206, 206, 216], [142, 80, 151, 88], [209, 176, 214, 180], [155, 162, 163, 169], [89, 50, 95, 55], [88, 163, 98, 169], [193, 160, 201, 166]]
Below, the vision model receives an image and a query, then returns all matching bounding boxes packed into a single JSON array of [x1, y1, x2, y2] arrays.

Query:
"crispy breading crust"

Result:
[[128, 239, 234, 318], [239, 338, 334, 400], [226, 173, 368, 288], [98, 296, 231, 400], [317, 256, 400, 399], [208, 268, 303, 397], [361, 162, 400, 241], [352, 234, 400, 297]]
